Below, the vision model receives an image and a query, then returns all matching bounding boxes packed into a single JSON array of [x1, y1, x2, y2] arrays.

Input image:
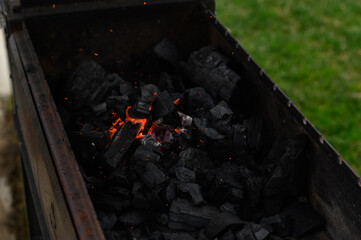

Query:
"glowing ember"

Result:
[[173, 98, 180, 105]]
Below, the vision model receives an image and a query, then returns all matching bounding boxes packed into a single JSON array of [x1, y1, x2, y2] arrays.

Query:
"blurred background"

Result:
[[0, 0, 360, 238]]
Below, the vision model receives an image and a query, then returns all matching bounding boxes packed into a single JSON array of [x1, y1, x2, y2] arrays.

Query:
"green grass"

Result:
[[215, 0, 361, 174]]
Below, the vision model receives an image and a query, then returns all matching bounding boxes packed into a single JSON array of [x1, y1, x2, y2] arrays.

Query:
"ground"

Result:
[[216, 0, 361, 173]]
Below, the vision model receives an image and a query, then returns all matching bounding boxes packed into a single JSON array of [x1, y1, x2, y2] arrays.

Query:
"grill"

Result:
[[2, 0, 361, 239]]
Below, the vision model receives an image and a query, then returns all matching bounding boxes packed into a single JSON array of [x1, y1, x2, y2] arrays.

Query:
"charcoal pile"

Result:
[[61, 39, 325, 240]]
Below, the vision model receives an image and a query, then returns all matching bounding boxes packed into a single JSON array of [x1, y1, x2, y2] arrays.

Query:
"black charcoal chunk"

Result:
[[175, 167, 196, 182], [177, 131, 192, 150], [204, 211, 244, 239], [151, 232, 195, 240], [185, 87, 215, 116], [103, 122, 140, 170], [178, 148, 214, 172], [108, 186, 131, 198], [91, 102, 107, 116], [141, 162, 167, 189], [219, 202, 240, 215], [152, 90, 181, 126], [177, 182, 206, 206], [103, 229, 128, 240], [166, 180, 178, 202], [244, 116, 263, 153], [65, 61, 106, 110], [236, 224, 256, 240], [118, 210, 148, 226], [210, 100, 233, 121], [252, 224, 271, 240], [134, 145, 161, 164], [178, 112, 193, 129], [168, 199, 219, 231], [153, 38, 181, 67], [158, 72, 175, 92], [141, 134, 161, 149], [134, 84, 159, 116], [184, 46, 240, 100], [261, 214, 291, 237], [91, 193, 131, 212], [220, 230, 235, 240], [194, 118, 225, 140], [97, 210, 118, 230]]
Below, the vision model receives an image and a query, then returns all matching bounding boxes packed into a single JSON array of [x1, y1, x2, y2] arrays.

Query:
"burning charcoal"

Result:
[[65, 61, 106, 110], [204, 211, 244, 239], [151, 90, 181, 126], [184, 46, 240, 101], [118, 210, 148, 226], [141, 162, 167, 190], [281, 201, 325, 238], [141, 134, 161, 149], [134, 145, 160, 164], [153, 38, 181, 68], [97, 210, 118, 229], [91, 102, 107, 116], [177, 182, 206, 206], [133, 84, 159, 117], [103, 122, 140, 170], [184, 87, 215, 117], [219, 202, 240, 215], [193, 118, 225, 141], [175, 167, 196, 182], [178, 112, 192, 129], [168, 199, 219, 231], [220, 230, 235, 240], [261, 214, 291, 237]]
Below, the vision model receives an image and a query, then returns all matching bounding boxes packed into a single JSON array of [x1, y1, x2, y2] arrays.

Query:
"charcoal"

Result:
[[91, 102, 107, 116], [175, 167, 196, 182], [204, 211, 244, 239], [166, 181, 178, 202], [152, 90, 181, 126], [118, 210, 148, 226], [108, 186, 131, 198], [91, 193, 131, 212], [117, 77, 136, 97], [219, 202, 240, 215], [252, 224, 271, 240], [178, 112, 192, 129], [168, 199, 219, 231], [141, 162, 167, 190], [158, 72, 175, 92], [261, 214, 291, 237], [220, 230, 235, 240], [65, 61, 106, 110], [128, 227, 145, 239], [97, 210, 118, 229], [150, 231, 195, 240], [210, 100, 233, 121], [152, 212, 169, 225], [103, 229, 128, 240], [141, 134, 161, 149], [236, 224, 256, 240], [282, 201, 325, 238], [106, 96, 129, 117], [162, 152, 179, 169], [263, 197, 284, 217], [134, 84, 159, 117], [184, 46, 240, 100], [193, 118, 225, 140], [134, 145, 161, 164], [231, 124, 247, 148], [178, 148, 214, 172], [177, 131, 192, 150], [185, 87, 215, 116], [71, 130, 105, 143], [263, 134, 288, 166], [177, 182, 206, 206], [103, 122, 140, 170], [153, 38, 180, 68]]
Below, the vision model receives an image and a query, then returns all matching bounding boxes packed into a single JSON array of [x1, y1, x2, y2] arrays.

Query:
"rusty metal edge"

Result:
[[202, 6, 361, 184], [12, 27, 105, 240]]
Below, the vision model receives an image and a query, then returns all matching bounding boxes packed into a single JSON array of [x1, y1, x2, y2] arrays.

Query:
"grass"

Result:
[[215, 0, 361, 174]]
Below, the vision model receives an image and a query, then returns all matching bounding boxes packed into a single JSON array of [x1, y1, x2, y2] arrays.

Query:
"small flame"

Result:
[[173, 98, 180, 105]]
